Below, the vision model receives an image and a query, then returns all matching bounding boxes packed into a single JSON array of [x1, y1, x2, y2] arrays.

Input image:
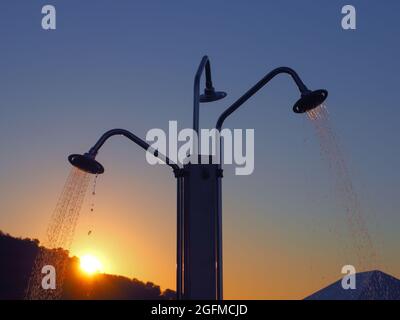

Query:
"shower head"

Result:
[[200, 87, 227, 103], [68, 153, 104, 175], [293, 89, 328, 114]]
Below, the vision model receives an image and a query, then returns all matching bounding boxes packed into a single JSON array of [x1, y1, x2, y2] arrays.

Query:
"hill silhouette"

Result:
[[305, 270, 400, 300], [0, 231, 175, 300]]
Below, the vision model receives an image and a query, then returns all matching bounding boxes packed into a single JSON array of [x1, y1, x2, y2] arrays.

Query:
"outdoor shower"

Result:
[[68, 56, 328, 300]]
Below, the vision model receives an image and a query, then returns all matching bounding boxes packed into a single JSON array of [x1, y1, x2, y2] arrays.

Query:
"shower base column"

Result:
[[182, 160, 222, 300]]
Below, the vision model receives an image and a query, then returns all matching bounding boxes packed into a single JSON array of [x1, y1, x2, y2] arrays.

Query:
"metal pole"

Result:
[[216, 67, 309, 131], [193, 56, 214, 135], [176, 176, 183, 299], [192, 56, 225, 300], [216, 168, 223, 300]]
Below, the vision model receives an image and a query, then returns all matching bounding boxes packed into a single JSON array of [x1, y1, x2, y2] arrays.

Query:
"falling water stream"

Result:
[[306, 105, 387, 298], [307, 105, 378, 274], [25, 168, 92, 299]]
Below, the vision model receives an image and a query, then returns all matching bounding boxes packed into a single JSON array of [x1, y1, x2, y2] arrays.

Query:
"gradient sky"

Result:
[[1, 0, 400, 299]]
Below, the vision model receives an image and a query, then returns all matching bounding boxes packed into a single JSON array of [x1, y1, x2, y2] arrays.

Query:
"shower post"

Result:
[[181, 157, 222, 300], [183, 56, 226, 300], [175, 171, 185, 300]]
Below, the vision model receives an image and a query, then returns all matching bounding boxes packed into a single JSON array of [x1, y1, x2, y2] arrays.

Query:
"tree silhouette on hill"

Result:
[[0, 231, 175, 300]]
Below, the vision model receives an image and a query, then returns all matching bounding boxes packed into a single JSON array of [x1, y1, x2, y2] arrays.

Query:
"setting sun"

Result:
[[80, 255, 103, 275]]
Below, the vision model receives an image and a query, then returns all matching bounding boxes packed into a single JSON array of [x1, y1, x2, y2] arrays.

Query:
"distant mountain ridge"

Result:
[[305, 270, 400, 300]]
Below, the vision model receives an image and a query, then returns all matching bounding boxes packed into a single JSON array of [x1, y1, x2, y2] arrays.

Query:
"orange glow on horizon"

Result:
[[80, 254, 103, 275]]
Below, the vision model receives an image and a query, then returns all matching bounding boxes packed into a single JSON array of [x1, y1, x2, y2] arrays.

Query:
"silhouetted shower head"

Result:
[[200, 87, 227, 103], [293, 89, 328, 114], [68, 153, 104, 175]]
